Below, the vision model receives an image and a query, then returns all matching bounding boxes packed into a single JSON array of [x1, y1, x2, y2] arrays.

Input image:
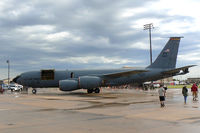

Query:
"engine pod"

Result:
[[59, 79, 78, 91], [79, 76, 102, 89]]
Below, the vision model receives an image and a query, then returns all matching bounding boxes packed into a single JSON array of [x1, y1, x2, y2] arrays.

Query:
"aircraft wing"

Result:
[[102, 69, 148, 78], [162, 65, 196, 75]]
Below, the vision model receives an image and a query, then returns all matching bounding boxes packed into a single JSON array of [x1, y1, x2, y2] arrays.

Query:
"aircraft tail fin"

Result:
[[147, 37, 182, 69]]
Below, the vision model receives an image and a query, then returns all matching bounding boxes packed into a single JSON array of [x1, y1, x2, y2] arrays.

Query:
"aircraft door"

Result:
[[70, 72, 74, 78], [66, 71, 75, 79]]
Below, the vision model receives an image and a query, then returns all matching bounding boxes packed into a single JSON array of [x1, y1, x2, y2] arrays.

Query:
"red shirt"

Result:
[[191, 84, 198, 92]]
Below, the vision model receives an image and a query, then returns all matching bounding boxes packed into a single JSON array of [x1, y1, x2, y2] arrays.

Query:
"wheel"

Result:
[[94, 88, 100, 93], [87, 89, 93, 94], [32, 89, 37, 94]]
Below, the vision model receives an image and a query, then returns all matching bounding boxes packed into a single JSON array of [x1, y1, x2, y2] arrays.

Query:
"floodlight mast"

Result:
[[144, 23, 154, 65], [6, 60, 10, 85]]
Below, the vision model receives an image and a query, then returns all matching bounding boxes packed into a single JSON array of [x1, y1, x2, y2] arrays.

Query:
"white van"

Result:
[[9, 84, 23, 91]]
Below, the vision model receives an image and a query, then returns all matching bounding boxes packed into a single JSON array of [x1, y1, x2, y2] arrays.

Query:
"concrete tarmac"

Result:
[[0, 88, 200, 133]]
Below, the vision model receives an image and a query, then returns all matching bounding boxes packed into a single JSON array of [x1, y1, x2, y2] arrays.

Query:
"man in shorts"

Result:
[[158, 84, 166, 107]]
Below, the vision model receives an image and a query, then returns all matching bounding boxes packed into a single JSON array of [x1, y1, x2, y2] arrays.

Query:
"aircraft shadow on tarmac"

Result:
[[22, 90, 120, 99]]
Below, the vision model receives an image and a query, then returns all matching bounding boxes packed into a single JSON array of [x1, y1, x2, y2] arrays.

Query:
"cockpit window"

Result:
[[41, 69, 54, 80]]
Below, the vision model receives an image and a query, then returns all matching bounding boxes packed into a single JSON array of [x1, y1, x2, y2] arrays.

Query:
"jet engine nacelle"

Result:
[[79, 76, 102, 89], [59, 76, 102, 91], [59, 79, 78, 91]]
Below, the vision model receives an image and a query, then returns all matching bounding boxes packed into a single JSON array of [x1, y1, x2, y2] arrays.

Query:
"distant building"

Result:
[[156, 77, 173, 84], [1, 79, 13, 84], [2, 79, 8, 84], [187, 78, 200, 84]]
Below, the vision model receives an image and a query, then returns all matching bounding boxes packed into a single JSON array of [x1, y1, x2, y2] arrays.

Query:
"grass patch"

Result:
[[167, 85, 192, 89]]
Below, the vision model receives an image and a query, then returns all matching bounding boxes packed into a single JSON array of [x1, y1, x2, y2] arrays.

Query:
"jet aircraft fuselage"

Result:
[[15, 68, 166, 88]]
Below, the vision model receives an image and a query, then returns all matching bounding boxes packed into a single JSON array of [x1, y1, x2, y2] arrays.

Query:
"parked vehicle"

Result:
[[9, 84, 23, 92], [153, 83, 160, 88]]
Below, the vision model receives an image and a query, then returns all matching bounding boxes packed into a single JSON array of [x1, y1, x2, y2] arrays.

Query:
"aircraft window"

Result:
[[41, 70, 55, 80]]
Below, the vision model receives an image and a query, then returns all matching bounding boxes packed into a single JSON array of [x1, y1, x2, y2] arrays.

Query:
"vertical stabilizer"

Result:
[[147, 37, 181, 69]]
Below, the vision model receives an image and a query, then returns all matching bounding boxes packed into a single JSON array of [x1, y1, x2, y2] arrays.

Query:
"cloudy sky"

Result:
[[1, 0, 200, 80]]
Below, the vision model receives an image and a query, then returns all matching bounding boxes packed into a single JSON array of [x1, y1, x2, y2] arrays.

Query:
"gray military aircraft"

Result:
[[13, 37, 195, 94]]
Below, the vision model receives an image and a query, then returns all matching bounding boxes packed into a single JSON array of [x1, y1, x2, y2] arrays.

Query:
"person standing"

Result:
[[158, 84, 166, 107], [182, 86, 188, 104], [191, 83, 198, 101]]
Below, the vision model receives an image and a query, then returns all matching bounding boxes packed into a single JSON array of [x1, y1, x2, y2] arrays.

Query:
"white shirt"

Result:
[[158, 87, 166, 96]]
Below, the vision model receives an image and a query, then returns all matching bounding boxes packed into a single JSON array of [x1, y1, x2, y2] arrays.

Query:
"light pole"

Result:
[[144, 23, 154, 64], [6, 60, 10, 85]]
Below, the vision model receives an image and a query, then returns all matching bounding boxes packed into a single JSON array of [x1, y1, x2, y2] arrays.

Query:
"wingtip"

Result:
[[190, 65, 197, 67]]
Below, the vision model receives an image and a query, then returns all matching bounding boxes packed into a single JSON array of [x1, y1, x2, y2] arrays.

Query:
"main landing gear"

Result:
[[87, 88, 100, 94], [32, 88, 37, 94]]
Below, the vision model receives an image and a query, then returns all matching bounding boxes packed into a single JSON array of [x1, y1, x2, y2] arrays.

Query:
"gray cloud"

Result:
[[0, 0, 199, 79]]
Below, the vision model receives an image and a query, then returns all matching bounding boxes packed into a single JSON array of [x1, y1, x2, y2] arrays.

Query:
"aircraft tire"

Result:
[[87, 89, 93, 94], [94, 88, 100, 93], [32, 89, 37, 94]]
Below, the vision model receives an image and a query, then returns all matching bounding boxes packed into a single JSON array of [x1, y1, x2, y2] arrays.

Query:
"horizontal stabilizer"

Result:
[[162, 65, 196, 75], [103, 70, 148, 78]]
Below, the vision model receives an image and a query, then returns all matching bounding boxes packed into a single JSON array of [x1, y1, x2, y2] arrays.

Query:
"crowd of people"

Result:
[[158, 83, 199, 108]]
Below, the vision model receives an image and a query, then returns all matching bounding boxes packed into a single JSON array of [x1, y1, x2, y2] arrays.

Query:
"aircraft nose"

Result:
[[13, 75, 21, 83]]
